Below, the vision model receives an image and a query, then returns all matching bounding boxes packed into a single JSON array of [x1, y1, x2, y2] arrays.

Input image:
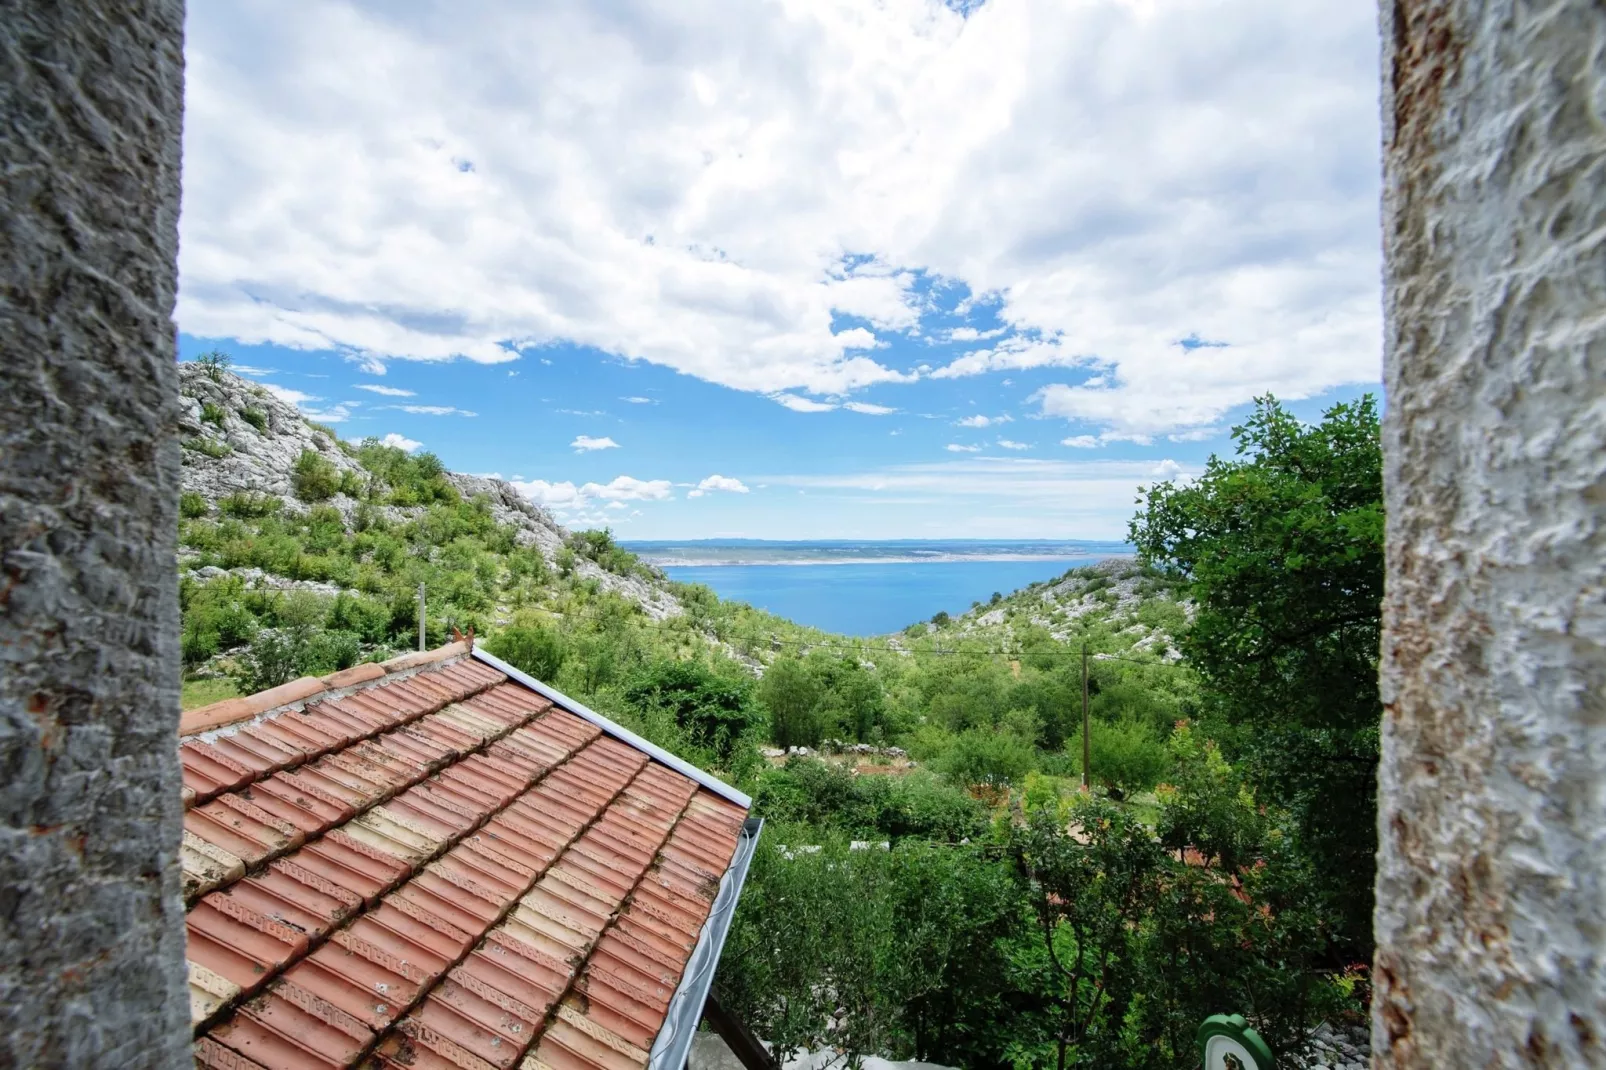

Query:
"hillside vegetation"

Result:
[[175, 357, 1382, 1069]]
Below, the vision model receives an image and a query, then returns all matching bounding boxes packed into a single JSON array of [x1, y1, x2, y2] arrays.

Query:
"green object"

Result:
[[1197, 1014, 1274, 1070]]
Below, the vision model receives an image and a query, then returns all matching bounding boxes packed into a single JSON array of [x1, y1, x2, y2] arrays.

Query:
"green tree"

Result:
[[1129, 393, 1383, 953], [194, 349, 231, 380], [623, 658, 760, 766], [759, 656, 822, 749]]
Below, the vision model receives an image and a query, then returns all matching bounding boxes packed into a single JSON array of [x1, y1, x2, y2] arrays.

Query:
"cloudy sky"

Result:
[[178, 0, 1383, 540]]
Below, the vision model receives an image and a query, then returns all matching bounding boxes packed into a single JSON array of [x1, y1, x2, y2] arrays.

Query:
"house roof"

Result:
[[178, 643, 757, 1070]]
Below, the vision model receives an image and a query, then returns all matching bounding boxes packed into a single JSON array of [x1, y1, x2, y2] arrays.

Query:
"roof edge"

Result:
[[648, 817, 764, 1070], [470, 647, 753, 809], [179, 641, 470, 736]]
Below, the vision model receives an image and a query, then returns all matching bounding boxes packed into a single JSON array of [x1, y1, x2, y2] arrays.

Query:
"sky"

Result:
[[177, 0, 1383, 541]]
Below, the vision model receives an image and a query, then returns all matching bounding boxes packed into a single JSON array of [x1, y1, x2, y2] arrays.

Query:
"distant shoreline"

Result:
[[621, 539, 1134, 569], [644, 553, 1131, 567]]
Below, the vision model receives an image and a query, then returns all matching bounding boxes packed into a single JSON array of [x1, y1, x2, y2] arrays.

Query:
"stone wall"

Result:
[[1374, 1, 1605, 1066], [0, 2, 191, 1066]]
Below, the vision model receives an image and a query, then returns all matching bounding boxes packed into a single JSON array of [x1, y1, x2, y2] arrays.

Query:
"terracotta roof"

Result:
[[179, 646, 755, 1070]]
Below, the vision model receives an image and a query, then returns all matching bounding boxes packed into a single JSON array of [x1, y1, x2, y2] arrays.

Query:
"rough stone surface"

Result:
[[0, 1, 191, 1066], [1374, 1, 1606, 1065]]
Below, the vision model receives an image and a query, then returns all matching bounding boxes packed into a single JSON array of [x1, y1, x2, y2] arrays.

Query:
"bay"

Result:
[[626, 541, 1132, 636]]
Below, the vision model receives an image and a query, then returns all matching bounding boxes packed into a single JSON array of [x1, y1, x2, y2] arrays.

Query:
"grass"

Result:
[[182, 676, 240, 710]]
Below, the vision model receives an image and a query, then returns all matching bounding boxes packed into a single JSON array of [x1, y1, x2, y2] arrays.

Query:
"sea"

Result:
[[620, 540, 1133, 636]]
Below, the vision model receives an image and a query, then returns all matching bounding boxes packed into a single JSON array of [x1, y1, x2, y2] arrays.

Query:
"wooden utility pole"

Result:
[[1081, 644, 1091, 793], [417, 583, 426, 652]]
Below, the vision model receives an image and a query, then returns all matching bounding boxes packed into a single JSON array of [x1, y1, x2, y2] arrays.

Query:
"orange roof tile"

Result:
[[180, 646, 755, 1070]]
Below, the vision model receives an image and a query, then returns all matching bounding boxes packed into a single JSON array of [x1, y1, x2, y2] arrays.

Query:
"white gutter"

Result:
[[471, 647, 753, 809], [648, 817, 764, 1070]]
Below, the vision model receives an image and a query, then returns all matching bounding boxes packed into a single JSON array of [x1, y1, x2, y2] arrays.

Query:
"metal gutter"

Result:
[[471, 647, 753, 809], [648, 817, 764, 1070]]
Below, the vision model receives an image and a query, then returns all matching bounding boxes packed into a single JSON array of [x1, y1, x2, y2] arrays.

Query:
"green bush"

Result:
[[183, 437, 230, 459], [1089, 717, 1169, 794], [218, 491, 281, 519], [936, 726, 1037, 789], [300, 629, 362, 674], [240, 407, 268, 432], [485, 621, 567, 682], [228, 628, 302, 692], [180, 492, 210, 519], [292, 449, 340, 501], [200, 402, 227, 428], [623, 659, 761, 767]]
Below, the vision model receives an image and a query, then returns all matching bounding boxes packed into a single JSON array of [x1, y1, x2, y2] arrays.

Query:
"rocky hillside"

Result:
[[897, 556, 1194, 663], [176, 363, 681, 617]]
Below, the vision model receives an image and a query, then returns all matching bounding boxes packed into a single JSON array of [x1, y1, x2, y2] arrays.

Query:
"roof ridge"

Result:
[[181, 641, 474, 737]]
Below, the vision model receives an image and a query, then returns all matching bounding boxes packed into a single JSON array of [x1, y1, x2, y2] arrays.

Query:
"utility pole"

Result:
[[1081, 644, 1091, 793], [417, 583, 426, 652]]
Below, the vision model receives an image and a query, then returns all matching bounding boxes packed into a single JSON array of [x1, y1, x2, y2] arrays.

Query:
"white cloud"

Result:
[[997, 439, 1030, 450], [772, 394, 838, 413], [843, 401, 896, 415], [584, 475, 673, 501], [351, 356, 387, 376], [355, 384, 416, 396], [511, 474, 673, 509], [178, 1, 1381, 433], [303, 401, 359, 423], [1061, 435, 1100, 448], [381, 432, 423, 452], [957, 414, 1012, 428], [946, 443, 982, 453], [260, 383, 319, 406], [688, 474, 751, 497], [620, 396, 654, 404], [948, 326, 1006, 342], [382, 404, 478, 416], [1150, 459, 1185, 482], [572, 435, 621, 452]]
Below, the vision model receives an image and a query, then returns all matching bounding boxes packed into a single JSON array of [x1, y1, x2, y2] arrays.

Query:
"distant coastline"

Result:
[[621, 538, 1134, 568]]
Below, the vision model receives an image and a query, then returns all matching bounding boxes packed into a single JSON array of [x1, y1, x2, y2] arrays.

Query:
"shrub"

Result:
[[183, 437, 230, 458], [623, 658, 760, 766], [228, 628, 302, 692], [936, 726, 1036, 789], [219, 492, 281, 519], [240, 407, 268, 432], [180, 492, 210, 518], [200, 402, 227, 428], [485, 621, 567, 682], [327, 591, 391, 644], [300, 629, 362, 674], [1089, 717, 1169, 794], [292, 449, 340, 502]]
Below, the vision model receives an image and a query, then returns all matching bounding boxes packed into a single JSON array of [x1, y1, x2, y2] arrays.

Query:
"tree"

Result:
[[1012, 797, 1164, 1070], [623, 658, 760, 765], [758, 656, 822, 749], [1129, 394, 1383, 954], [194, 349, 231, 380]]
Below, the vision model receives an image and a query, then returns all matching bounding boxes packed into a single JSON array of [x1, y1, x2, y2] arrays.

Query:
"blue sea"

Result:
[[621, 540, 1132, 636]]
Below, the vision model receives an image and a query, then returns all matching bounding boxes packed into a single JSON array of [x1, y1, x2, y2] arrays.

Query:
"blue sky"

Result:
[[176, 0, 1383, 540]]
